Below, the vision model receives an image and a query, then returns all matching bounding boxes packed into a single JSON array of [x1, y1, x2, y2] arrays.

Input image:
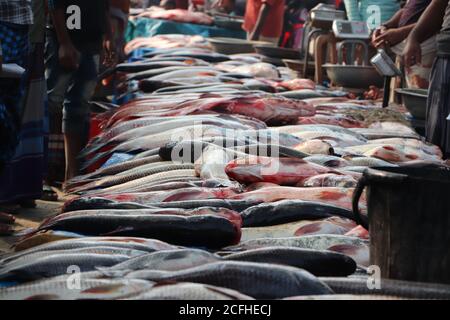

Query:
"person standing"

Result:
[[46, 0, 115, 184], [243, 0, 286, 44], [0, 0, 49, 208], [404, 0, 450, 158], [371, 0, 435, 89]]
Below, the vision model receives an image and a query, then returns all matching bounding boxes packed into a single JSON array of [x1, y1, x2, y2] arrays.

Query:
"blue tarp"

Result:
[[126, 18, 246, 41]]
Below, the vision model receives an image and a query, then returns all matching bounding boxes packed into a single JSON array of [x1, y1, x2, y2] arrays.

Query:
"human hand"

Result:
[[371, 25, 387, 45], [373, 28, 404, 48], [403, 36, 422, 68], [103, 38, 117, 68]]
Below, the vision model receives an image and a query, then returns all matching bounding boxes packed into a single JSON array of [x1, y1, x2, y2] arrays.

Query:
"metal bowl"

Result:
[[323, 64, 384, 89], [396, 88, 428, 120], [213, 15, 244, 30], [208, 37, 271, 55], [254, 46, 300, 60]]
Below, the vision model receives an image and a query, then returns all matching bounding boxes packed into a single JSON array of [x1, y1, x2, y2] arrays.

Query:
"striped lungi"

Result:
[[426, 57, 450, 157]]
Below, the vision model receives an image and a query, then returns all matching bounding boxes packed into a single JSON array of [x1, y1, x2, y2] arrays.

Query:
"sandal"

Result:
[[41, 185, 58, 202]]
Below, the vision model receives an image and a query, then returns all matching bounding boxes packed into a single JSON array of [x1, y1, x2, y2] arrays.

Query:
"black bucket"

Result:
[[352, 162, 450, 284]]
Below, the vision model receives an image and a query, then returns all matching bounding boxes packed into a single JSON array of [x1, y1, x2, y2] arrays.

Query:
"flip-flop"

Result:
[[41, 185, 58, 202]]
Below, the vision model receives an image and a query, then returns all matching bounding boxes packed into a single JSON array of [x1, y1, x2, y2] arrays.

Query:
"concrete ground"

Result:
[[0, 192, 65, 254]]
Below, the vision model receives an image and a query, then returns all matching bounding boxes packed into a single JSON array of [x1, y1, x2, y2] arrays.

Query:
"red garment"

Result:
[[243, 0, 285, 38]]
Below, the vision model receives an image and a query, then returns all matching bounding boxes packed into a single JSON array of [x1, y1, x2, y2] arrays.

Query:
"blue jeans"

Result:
[[45, 32, 99, 137]]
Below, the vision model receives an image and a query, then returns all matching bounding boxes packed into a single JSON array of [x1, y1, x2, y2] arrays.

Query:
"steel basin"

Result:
[[396, 88, 428, 120], [323, 64, 384, 89]]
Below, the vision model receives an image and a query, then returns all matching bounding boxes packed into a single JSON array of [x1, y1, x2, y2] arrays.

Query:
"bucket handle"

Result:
[[352, 169, 408, 230], [352, 176, 369, 230]]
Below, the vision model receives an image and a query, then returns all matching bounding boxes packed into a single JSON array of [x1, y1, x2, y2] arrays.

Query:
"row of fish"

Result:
[[1, 34, 447, 300]]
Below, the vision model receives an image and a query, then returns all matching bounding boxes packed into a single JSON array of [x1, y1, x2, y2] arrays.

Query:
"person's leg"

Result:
[[45, 32, 75, 187], [425, 57, 450, 156], [63, 53, 100, 181]]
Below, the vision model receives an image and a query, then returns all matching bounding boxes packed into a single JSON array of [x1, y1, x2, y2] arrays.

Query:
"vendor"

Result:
[[243, 0, 285, 44], [404, 0, 450, 157], [371, 0, 436, 89]]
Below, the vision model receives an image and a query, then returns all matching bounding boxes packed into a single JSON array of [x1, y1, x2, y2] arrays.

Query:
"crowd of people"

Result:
[[0, 0, 449, 209]]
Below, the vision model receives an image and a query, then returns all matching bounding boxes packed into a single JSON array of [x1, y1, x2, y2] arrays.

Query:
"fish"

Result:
[[294, 220, 354, 237], [80, 125, 225, 168], [91, 187, 240, 204], [290, 131, 366, 147], [231, 187, 363, 211], [345, 226, 369, 239], [81, 117, 251, 157], [36, 212, 241, 249], [350, 128, 420, 140], [343, 156, 398, 167], [277, 78, 316, 91], [293, 140, 334, 155], [297, 115, 365, 128], [283, 294, 409, 300], [228, 62, 279, 79], [277, 124, 367, 141], [146, 199, 259, 212], [69, 163, 195, 194], [0, 253, 130, 281], [300, 174, 357, 188], [327, 244, 370, 267], [2, 237, 179, 264], [224, 247, 356, 277], [304, 155, 350, 168], [61, 197, 256, 213], [224, 235, 369, 253], [209, 96, 315, 126], [65, 155, 163, 189], [319, 277, 450, 299], [102, 249, 221, 273], [240, 220, 318, 240], [0, 278, 154, 300], [0, 246, 146, 268], [277, 89, 327, 100], [225, 156, 335, 186], [126, 282, 254, 300], [124, 261, 334, 299], [362, 145, 441, 162], [366, 138, 442, 157], [78, 169, 198, 195], [239, 200, 355, 227]]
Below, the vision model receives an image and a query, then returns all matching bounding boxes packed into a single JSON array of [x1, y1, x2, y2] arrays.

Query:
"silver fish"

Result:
[[0, 278, 154, 300], [126, 282, 254, 300], [124, 261, 333, 299]]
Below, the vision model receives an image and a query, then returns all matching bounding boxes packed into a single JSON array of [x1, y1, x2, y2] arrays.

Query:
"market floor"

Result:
[[0, 197, 65, 254]]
